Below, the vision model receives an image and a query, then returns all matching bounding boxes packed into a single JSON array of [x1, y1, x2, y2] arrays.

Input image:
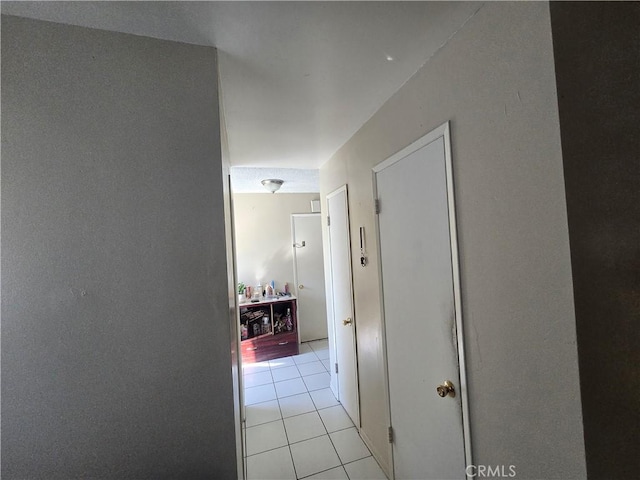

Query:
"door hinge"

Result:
[[327, 215, 331, 227], [334, 363, 339, 374], [388, 426, 394, 443], [374, 199, 380, 215]]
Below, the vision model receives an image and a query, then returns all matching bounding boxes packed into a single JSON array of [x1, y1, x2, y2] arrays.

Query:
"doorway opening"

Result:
[[228, 168, 383, 479]]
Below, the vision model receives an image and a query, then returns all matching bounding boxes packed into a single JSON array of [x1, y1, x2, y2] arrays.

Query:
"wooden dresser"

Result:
[[239, 296, 299, 363]]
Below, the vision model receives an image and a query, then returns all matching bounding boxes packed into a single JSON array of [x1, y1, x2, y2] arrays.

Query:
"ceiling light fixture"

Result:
[[261, 179, 284, 193]]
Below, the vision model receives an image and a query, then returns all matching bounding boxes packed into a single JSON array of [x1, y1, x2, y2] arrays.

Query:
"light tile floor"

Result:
[[243, 339, 388, 480]]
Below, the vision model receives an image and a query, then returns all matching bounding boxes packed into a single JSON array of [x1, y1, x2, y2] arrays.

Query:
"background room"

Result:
[[231, 167, 329, 363]]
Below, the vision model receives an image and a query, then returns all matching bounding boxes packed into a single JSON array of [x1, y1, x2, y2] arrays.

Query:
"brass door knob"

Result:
[[298, 285, 304, 289], [436, 380, 456, 398], [343, 317, 353, 326]]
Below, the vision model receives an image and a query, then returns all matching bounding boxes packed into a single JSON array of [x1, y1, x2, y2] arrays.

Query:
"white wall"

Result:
[[1, 15, 236, 479], [233, 193, 319, 294], [320, 3, 586, 478]]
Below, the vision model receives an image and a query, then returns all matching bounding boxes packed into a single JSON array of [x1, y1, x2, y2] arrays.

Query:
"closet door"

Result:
[[292, 214, 328, 342]]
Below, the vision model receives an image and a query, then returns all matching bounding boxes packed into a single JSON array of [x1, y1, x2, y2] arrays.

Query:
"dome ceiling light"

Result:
[[261, 179, 284, 193]]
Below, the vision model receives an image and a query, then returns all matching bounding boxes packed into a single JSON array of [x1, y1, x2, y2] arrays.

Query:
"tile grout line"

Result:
[[273, 361, 300, 480], [315, 399, 348, 476], [246, 415, 356, 437], [244, 388, 348, 425], [297, 464, 347, 480], [342, 454, 374, 468], [245, 340, 374, 479], [288, 361, 342, 479], [275, 358, 331, 472], [330, 431, 374, 471], [245, 442, 291, 459]]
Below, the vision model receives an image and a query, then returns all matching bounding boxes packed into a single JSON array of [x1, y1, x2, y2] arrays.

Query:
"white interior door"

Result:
[[326, 186, 360, 426], [292, 214, 328, 342], [374, 122, 471, 479]]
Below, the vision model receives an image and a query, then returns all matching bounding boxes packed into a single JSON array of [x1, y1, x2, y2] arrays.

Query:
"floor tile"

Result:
[[343, 456, 387, 480], [269, 356, 296, 370], [275, 377, 307, 398], [284, 411, 327, 444], [278, 392, 316, 418], [293, 351, 320, 365], [309, 388, 340, 410], [243, 360, 271, 375], [245, 399, 282, 427], [271, 365, 301, 382], [245, 419, 288, 456], [297, 360, 326, 376], [241, 337, 379, 480], [290, 435, 341, 478], [243, 370, 273, 389], [318, 405, 353, 432], [303, 466, 349, 479], [246, 445, 296, 480], [244, 383, 277, 405], [303, 372, 331, 391], [313, 348, 331, 360], [329, 427, 370, 464]]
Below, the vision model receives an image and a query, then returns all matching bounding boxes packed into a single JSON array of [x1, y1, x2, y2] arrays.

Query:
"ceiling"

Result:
[[230, 166, 319, 194], [2, 1, 481, 176]]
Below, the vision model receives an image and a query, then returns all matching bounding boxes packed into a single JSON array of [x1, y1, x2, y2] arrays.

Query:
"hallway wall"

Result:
[[233, 193, 319, 293], [1, 15, 236, 479], [320, 2, 586, 478]]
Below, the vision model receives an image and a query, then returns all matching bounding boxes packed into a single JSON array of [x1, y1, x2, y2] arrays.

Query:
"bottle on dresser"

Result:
[[285, 308, 293, 331]]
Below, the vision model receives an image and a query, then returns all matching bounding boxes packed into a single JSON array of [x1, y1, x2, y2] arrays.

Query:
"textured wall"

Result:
[[1, 15, 236, 479], [550, 2, 640, 478], [320, 3, 586, 478]]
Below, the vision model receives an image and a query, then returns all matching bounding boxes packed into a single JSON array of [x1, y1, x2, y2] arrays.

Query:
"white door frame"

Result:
[[326, 185, 360, 426], [372, 121, 472, 476], [226, 174, 246, 479]]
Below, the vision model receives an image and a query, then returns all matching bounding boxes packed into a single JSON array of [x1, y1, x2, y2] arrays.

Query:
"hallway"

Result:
[[242, 340, 387, 479]]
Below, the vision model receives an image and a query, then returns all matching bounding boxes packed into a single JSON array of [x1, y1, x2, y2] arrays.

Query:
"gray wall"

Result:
[[1, 15, 236, 479], [550, 3, 640, 478], [320, 2, 587, 478]]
